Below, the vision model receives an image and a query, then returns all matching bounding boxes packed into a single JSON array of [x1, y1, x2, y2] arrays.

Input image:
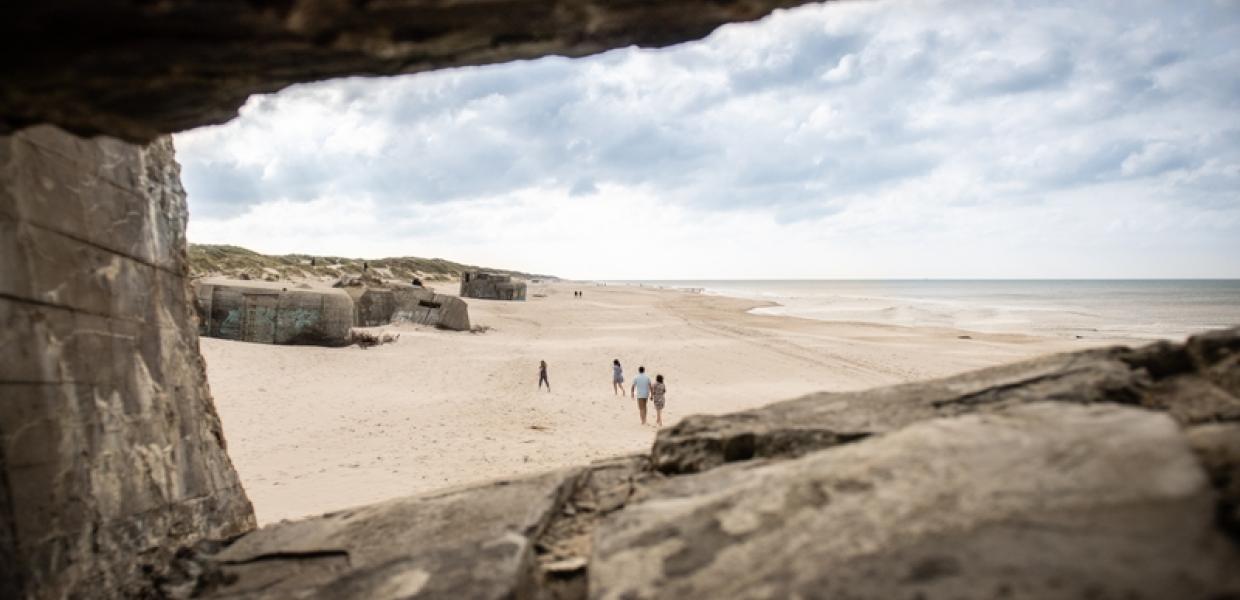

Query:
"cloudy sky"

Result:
[[175, 0, 1240, 280]]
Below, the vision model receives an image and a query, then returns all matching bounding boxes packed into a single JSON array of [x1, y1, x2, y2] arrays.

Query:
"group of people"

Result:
[[613, 359, 667, 427], [535, 359, 669, 427], [573, 290, 584, 298]]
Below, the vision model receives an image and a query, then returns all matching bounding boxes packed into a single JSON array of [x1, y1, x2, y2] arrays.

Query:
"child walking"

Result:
[[538, 360, 550, 392], [612, 359, 624, 395]]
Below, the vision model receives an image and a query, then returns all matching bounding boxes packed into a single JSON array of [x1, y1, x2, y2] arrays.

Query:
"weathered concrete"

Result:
[[195, 282, 354, 346], [1137, 329, 1240, 423], [392, 285, 471, 331], [202, 468, 582, 599], [194, 278, 473, 340], [328, 277, 473, 331], [0, 126, 255, 599], [593, 403, 1240, 599], [1188, 422, 1240, 541], [0, 0, 818, 142], [529, 455, 652, 597], [343, 286, 397, 328], [153, 457, 650, 599], [461, 271, 527, 301], [652, 328, 1240, 474]]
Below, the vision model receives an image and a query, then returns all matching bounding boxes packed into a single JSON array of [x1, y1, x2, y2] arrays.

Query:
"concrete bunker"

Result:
[[342, 286, 397, 327], [195, 279, 473, 341], [195, 281, 353, 346], [392, 285, 471, 331], [460, 271, 527, 301], [334, 275, 472, 331]]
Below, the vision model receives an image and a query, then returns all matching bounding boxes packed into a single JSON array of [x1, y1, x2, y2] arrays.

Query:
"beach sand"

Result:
[[203, 281, 1099, 524]]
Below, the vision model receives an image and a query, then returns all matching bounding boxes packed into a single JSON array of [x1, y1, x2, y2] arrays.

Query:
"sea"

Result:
[[611, 280, 1240, 341]]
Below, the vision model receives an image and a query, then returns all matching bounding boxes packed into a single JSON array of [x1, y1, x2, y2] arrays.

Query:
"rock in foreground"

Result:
[[652, 328, 1240, 474], [593, 403, 1240, 599], [201, 469, 581, 599]]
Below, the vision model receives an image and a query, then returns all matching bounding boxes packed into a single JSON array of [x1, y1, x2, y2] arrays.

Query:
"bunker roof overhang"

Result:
[[0, 0, 820, 143]]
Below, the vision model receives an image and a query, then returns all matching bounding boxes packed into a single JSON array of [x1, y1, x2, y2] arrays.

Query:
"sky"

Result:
[[175, 0, 1240, 280]]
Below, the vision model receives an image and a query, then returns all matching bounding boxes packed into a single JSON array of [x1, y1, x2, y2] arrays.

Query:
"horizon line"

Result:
[[587, 277, 1240, 282]]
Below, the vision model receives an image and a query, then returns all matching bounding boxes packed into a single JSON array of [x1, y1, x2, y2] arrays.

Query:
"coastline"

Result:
[[608, 279, 1240, 342], [205, 280, 1101, 524]]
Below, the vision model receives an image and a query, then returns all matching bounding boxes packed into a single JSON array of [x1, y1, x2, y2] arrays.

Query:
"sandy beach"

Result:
[[203, 281, 1101, 524]]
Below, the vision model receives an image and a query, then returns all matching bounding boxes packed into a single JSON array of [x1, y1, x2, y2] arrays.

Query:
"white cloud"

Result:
[[176, 0, 1240, 279]]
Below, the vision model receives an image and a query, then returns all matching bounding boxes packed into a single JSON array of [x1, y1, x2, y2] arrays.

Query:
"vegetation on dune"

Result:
[[187, 244, 553, 282]]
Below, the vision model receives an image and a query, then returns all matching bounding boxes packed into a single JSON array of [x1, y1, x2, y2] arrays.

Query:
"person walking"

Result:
[[538, 360, 550, 392], [630, 366, 652, 425], [612, 359, 624, 395], [651, 374, 667, 428]]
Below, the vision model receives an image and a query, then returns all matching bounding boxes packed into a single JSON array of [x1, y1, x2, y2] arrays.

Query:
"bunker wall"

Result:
[[0, 126, 255, 599], [195, 284, 352, 346], [347, 288, 397, 327], [459, 272, 527, 301], [392, 287, 472, 331]]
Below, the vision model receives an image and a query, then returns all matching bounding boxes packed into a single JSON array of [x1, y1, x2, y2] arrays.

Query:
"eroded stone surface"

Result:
[[650, 348, 1127, 474], [0, 126, 255, 600], [1188, 422, 1240, 541], [653, 329, 1240, 474], [1186, 326, 1240, 398], [534, 455, 653, 600], [202, 468, 581, 599], [0, 0, 818, 142], [593, 403, 1240, 599]]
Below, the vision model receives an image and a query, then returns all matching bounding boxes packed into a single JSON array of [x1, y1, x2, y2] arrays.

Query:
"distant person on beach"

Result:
[[612, 359, 624, 395], [631, 366, 652, 425], [539, 360, 550, 392], [651, 374, 667, 428]]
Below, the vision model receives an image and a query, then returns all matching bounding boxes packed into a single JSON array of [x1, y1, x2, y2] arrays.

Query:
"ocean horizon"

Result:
[[606, 279, 1240, 341]]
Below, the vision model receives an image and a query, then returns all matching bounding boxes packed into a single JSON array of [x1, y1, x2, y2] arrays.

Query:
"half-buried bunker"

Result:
[[194, 281, 354, 346], [460, 271, 527, 301], [195, 279, 473, 345], [393, 284, 472, 331]]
